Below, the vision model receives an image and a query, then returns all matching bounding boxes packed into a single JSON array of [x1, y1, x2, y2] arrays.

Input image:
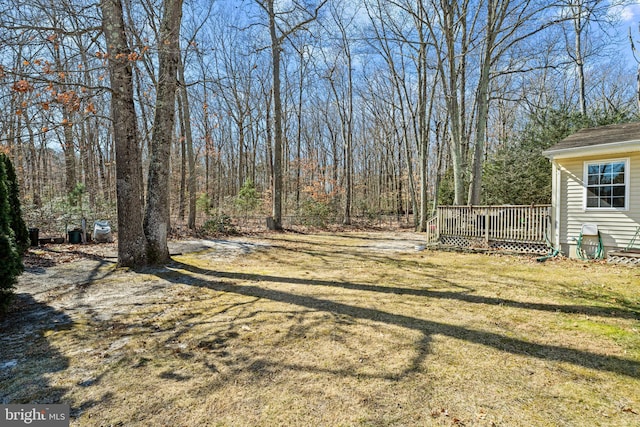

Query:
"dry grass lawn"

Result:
[[2, 232, 640, 426]]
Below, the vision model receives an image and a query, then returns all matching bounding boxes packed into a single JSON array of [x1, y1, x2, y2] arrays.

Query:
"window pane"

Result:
[[613, 186, 625, 197], [601, 174, 612, 184], [588, 165, 599, 175], [600, 198, 611, 208], [612, 197, 625, 208], [587, 197, 599, 208], [600, 186, 612, 197], [587, 187, 599, 197], [613, 172, 625, 184], [588, 174, 599, 186], [612, 162, 625, 174]]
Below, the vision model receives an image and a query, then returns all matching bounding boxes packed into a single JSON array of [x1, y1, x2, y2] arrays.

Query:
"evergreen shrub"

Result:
[[2, 154, 30, 252], [0, 155, 24, 314]]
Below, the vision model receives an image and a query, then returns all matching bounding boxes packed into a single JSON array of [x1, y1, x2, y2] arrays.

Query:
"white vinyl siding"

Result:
[[556, 151, 640, 252]]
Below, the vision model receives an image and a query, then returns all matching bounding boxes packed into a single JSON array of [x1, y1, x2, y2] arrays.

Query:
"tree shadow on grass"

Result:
[[255, 241, 640, 317], [0, 293, 71, 404], [159, 260, 640, 379], [171, 262, 638, 321], [0, 294, 116, 420]]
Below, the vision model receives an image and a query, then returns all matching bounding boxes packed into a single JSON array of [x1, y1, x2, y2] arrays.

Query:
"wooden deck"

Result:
[[426, 205, 552, 254]]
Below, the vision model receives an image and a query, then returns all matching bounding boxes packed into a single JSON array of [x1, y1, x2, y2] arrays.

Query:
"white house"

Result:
[[543, 122, 640, 262]]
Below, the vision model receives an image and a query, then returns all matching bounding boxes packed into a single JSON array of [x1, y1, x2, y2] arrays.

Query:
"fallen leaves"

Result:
[[25, 242, 118, 268]]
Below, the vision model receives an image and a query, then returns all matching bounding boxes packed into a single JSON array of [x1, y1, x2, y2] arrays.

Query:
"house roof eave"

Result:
[[542, 139, 640, 160]]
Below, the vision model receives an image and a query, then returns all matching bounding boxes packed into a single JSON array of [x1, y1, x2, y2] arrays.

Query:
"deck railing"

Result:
[[434, 205, 551, 252], [425, 215, 439, 243]]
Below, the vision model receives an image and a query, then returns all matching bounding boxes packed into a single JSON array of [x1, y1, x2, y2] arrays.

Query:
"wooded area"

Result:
[[1, 0, 639, 266]]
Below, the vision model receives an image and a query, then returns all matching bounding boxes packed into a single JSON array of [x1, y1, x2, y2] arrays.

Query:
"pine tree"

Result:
[[0, 157, 23, 314], [2, 154, 30, 253], [482, 108, 634, 205]]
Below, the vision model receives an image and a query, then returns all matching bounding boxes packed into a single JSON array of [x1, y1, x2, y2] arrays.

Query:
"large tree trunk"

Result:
[[439, 0, 466, 206], [144, 0, 183, 264], [267, 0, 283, 230], [101, 0, 147, 268]]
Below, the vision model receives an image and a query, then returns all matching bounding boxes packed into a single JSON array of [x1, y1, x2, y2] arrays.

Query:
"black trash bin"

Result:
[[68, 229, 82, 244], [29, 228, 39, 246]]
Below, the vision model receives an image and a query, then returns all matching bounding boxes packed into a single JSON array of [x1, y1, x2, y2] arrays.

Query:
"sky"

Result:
[[619, 2, 640, 23], [616, 2, 640, 65]]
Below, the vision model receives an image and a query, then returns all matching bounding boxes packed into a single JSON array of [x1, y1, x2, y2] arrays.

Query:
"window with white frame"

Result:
[[584, 159, 628, 209]]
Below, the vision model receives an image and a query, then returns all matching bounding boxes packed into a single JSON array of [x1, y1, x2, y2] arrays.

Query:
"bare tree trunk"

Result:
[[101, 0, 147, 268], [51, 43, 77, 195], [176, 61, 197, 230], [324, 3, 354, 225], [177, 93, 186, 221], [263, 82, 274, 190], [636, 62, 640, 114], [295, 47, 304, 211], [266, 0, 284, 230], [28, 128, 40, 208], [343, 51, 353, 226], [574, 3, 587, 116], [257, 0, 326, 230], [468, 0, 497, 205], [428, 0, 467, 206], [431, 121, 445, 216], [238, 123, 245, 191], [62, 114, 76, 195], [144, 0, 183, 264], [419, 57, 438, 229]]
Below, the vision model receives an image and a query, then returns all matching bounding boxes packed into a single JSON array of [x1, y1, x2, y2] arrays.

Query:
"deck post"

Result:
[[484, 208, 489, 245]]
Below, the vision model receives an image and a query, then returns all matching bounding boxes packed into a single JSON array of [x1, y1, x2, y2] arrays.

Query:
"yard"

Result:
[[1, 232, 639, 426]]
